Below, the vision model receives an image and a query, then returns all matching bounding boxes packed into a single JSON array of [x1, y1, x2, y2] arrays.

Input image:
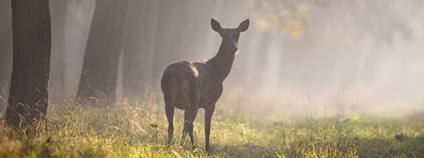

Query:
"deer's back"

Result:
[[161, 60, 223, 109]]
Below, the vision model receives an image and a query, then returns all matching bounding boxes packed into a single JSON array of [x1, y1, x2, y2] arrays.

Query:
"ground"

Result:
[[1, 92, 424, 157]]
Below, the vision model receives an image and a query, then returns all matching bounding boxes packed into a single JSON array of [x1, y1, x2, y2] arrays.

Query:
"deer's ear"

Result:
[[237, 19, 249, 32], [211, 18, 223, 33]]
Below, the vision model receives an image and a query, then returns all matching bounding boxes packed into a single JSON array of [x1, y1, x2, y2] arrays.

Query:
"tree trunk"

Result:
[[138, 0, 159, 86], [0, 0, 13, 85], [76, 0, 129, 106], [122, 0, 144, 98], [49, 0, 67, 103], [0, 0, 12, 113], [151, 1, 181, 83], [6, 0, 51, 131]]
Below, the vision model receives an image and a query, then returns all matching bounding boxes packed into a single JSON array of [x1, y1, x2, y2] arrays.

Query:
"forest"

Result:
[[1, 0, 424, 157]]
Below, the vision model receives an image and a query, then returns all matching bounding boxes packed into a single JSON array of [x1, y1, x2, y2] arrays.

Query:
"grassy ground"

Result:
[[1, 93, 424, 158]]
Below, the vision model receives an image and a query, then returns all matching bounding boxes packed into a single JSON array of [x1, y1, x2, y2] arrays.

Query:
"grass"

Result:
[[1, 92, 424, 157]]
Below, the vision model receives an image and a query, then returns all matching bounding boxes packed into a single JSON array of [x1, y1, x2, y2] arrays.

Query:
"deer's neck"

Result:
[[208, 44, 236, 81]]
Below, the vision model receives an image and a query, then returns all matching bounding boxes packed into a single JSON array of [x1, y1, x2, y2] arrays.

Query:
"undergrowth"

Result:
[[1, 93, 424, 157]]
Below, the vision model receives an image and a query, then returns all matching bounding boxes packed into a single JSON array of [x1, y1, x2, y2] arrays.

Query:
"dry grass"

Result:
[[1, 91, 424, 157]]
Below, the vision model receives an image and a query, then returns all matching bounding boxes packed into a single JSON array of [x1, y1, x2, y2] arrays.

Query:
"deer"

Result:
[[160, 18, 249, 152]]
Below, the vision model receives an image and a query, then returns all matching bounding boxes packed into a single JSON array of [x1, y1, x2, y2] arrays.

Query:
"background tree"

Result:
[[122, 0, 145, 98], [6, 0, 51, 131], [49, 0, 67, 103], [0, 0, 12, 113], [76, 0, 130, 106], [150, 1, 182, 83]]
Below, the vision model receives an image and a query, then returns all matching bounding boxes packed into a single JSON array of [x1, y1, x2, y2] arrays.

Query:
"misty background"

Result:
[[1, 0, 424, 117]]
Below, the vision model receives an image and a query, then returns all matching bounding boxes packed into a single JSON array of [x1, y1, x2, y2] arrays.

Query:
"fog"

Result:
[[1, 0, 424, 117]]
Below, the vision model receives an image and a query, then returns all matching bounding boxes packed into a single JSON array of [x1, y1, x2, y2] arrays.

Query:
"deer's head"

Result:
[[211, 18, 249, 54]]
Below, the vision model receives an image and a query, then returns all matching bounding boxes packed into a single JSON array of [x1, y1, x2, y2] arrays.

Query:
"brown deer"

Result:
[[160, 18, 249, 151]]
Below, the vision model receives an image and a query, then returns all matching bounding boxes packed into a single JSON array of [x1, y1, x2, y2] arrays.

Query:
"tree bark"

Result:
[[49, 0, 67, 103], [6, 0, 51, 131], [76, 0, 129, 106], [150, 1, 181, 83], [122, 0, 144, 98], [0, 0, 12, 113]]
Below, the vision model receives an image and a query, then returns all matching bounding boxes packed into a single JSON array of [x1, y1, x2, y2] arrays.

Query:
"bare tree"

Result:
[[6, 0, 51, 131], [76, 0, 129, 106]]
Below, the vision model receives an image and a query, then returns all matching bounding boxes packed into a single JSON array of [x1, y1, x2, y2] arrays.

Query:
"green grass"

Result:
[[1, 93, 424, 157]]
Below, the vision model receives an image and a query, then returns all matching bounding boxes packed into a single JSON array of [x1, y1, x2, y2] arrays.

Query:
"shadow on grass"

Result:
[[355, 135, 424, 157], [209, 142, 281, 158], [207, 133, 424, 157]]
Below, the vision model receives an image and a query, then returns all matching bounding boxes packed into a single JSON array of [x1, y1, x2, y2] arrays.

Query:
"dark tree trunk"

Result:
[[76, 0, 129, 106], [122, 0, 144, 98], [0, 0, 12, 113], [6, 0, 51, 131], [49, 0, 67, 103]]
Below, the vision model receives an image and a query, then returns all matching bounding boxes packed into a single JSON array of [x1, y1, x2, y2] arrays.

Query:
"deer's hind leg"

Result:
[[181, 108, 198, 148], [181, 78, 200, 150], [164, 92, 174, 145]]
